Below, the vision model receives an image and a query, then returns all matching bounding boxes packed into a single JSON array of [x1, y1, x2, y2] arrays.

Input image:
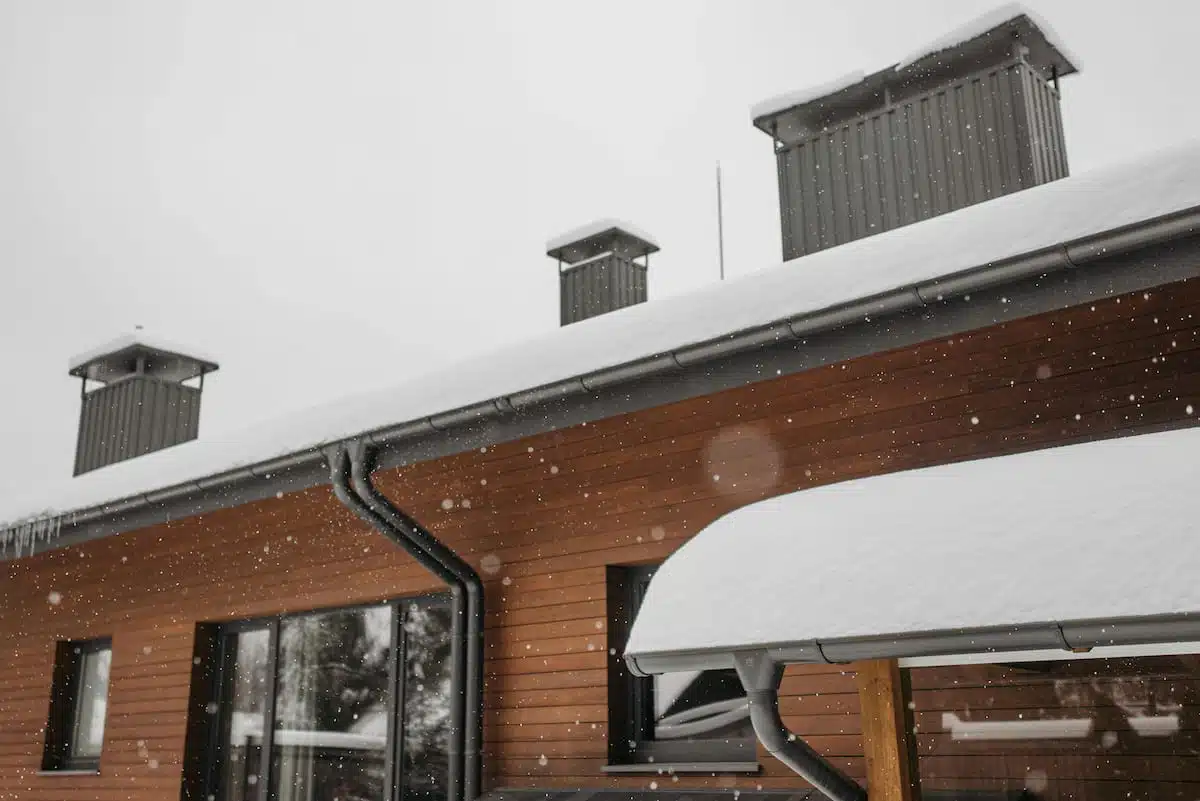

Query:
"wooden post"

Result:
[[856, 659, 921, 801]]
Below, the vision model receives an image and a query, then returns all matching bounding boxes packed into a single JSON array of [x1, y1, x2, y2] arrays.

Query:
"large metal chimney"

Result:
[[68, 335, 218, 475], [546, 220, 658, 326], [752, 7, 1078, 261]]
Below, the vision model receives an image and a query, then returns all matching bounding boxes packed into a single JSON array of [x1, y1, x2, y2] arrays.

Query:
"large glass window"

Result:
[[908, 652, 1200, 799], [608, 565, 756, 766], [203, 597, 450, 801], [42, 638, 112, 772]]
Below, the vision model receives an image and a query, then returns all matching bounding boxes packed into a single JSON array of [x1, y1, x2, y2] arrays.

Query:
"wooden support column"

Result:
[[856, 659, 921, 801]]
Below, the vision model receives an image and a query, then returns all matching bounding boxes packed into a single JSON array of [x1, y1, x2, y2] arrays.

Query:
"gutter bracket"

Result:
[[733, 651, 867, 801]]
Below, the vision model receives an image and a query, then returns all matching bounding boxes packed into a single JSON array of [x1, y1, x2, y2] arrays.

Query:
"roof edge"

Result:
[[625, 613, 1200, 676], [5, 206, 1200, 558]]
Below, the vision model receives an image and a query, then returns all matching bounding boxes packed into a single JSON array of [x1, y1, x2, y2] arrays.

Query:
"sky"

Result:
[[1, 0, 1197, 498]]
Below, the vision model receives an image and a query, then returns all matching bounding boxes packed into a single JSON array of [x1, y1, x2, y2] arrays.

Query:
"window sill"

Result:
[[36, 769, 101, 777], [602, 762, 761, 775]]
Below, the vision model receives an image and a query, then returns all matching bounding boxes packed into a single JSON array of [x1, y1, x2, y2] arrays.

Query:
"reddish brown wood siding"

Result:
[[1, 278, 1197, 799]]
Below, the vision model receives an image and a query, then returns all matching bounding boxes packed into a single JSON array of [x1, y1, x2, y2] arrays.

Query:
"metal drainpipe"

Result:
[[734, 651, 867, 801], [329, 444, 485, 801], [343, 442, 485, 801]]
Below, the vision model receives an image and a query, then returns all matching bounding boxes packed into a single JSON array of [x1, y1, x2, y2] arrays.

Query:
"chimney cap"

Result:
[[68, 334, 219, 384], [752, 5, 1078, 140], [546, 219, 660, 265]]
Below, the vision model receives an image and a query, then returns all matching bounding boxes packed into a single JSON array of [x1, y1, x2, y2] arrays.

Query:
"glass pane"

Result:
[[401, 597, 452, 801], [910, 654, 1200, 799], [217, 628, 271, 801], [71, 646, 111, 759], [272, 606, 392, 801], [652, 668, 753, 744]]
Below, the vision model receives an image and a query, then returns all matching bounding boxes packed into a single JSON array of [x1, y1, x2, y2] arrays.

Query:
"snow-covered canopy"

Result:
[[3, 138, 1200, 545], [544, 218, 659, 256], [67, 332, 218, 375], [625, 427, 1200, 670]]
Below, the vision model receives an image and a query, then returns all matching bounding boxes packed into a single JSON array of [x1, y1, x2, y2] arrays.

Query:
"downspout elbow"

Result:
[[746, 688, 867, 801]]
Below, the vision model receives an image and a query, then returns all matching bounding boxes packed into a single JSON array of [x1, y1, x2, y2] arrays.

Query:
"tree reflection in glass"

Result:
[[271, 605, 392, 801], [401, 598, 451, 801]]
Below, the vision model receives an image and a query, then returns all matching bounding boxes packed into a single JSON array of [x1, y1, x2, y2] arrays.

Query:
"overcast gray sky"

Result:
[[1, 0, 1196, 497]]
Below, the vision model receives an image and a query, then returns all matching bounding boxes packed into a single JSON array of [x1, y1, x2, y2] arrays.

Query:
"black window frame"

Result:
[[607, 564, 756, 767], [42, 637, 113, 773], [183, 594, 450, 801]]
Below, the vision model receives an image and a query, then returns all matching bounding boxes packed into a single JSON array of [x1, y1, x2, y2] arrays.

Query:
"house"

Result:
[[2, 7, 1199, 801]]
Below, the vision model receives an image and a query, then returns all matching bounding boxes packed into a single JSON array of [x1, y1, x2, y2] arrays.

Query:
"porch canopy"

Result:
[[625, 425, 1200, 677]]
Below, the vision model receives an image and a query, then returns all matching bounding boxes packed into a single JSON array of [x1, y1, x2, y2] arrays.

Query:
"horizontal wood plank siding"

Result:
[[0, 279, 1197, 798]]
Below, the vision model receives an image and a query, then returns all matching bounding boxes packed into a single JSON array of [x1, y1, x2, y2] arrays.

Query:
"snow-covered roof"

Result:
[[750, 4, 1078, 126], [749, 71, 867, 123], [67, 332, 218, 374], [3, 138, 1200, 545], [625, 426, 1200, 666], [545, 218, 659, 254], [894, 2, 1081, 73]]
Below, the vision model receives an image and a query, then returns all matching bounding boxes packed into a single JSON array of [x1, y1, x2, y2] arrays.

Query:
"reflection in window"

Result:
[[273, 606, 392, 801], [42, 637, 112, 772], [910, 654, 1200, 799], [204, 597, 450, 801], [613, 565, 755, 764]]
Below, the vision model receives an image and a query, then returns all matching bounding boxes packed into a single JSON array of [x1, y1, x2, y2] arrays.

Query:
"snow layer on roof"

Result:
[[749, 71, 866, 121], [3, 139, 1200, 538], [545, 218, 659, 253], [894, 2, 1082, 73], [68, 332, 218, 372], [625, 426, 1200, 660]]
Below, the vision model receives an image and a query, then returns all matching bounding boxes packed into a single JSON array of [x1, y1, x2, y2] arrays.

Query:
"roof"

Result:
[[545, 219, 660, 264], [624, 426, 1200, 673], [3, 138, 1200, 554], [751, 4, 1079, 134], [68, 333, 220, 384]]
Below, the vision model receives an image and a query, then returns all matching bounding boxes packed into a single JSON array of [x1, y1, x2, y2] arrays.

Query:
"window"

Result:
[[190, 596, 451, 801], [43, 638, 112, 772], [907, 652, 1200, 799], [607, 565, 756, 767]]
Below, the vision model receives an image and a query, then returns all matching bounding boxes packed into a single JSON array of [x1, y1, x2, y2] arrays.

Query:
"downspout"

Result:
[[733, 651, 867, 801], [329, 443, 485, 801]]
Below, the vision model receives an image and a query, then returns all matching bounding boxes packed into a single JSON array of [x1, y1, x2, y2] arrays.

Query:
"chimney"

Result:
[[751, 7, 1078, 261], [546, 220, 659, 326], [68, 334, 218, 475]]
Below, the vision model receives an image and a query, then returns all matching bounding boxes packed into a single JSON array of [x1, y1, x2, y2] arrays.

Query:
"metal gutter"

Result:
[[3, 206, 1199, 557], [329, 443, 485, 801], [624, 612, 1200, 677]]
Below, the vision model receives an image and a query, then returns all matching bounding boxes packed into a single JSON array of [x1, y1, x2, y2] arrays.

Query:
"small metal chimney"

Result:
[[68, 335, 218, 475], [546, 220, 659, 326], [752, 8, 1078, 261]]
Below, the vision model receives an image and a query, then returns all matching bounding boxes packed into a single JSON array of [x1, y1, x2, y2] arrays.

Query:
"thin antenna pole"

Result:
[[716, 162, 726, 281]]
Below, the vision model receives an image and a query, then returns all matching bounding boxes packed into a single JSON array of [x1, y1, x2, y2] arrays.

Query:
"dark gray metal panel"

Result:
[[560, 254, 648, 325], [74, 377, 204, 475], [776, 59, 1071, 261]]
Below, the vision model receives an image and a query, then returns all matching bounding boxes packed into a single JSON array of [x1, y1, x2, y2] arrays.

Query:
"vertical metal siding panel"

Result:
[[1025, 68, 1048, 184], [961, 79, 986, 205], [927, 92, 949, 216], [188, 386, 202, 440], [846, 121, 865, 240], [995, 67, 1024, 192], [135, 377, 154, 456], [1009, 64, 1036, 189], [1044, 79, 1068, 180], [892, 107, 916, 226], [559, 271, 570, 326], [909, 101, 933, 222], [799, 143, 821, 255], [944, 84, 965, 210], [878, 109, 897, 230], [121, 379, 139, 462], [165, 383, 184, 448], [77, 395, 93, 473], [99, 384, 118, 469], [861, 116, 882, 235], [829, 127, 848, 246], [815, 135, 836, 250], [777, 148, 797, 258], [976, 75, 1000, 199], [1051, 85, 1069, 177]]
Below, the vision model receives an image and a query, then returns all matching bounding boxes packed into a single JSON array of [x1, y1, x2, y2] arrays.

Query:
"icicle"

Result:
[[0, 514, 64, 558]]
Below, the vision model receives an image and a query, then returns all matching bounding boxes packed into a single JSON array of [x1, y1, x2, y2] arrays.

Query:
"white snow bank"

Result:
[[895, 2, 1081, 73], [749, 71, 866, 121], [545, 218, 659, 254], [4, 138, 1200, 540], [625, 427, 1200, 660], [68, 332, 218, 373]]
